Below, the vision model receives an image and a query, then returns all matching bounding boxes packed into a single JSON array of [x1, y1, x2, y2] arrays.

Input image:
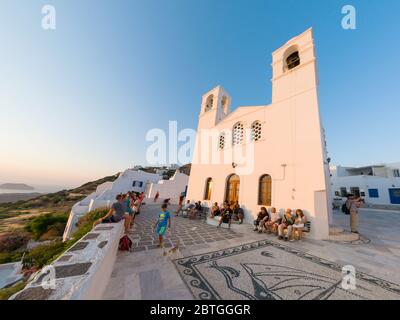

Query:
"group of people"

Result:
[[177, 200, 203, 219], [176, 200, 245, 227], [94, 187, 311, 248], [212, 201, 244, 227], [92, 186, 367, 251], [93, 191, 145, 233], [253, 207, 307, 241]]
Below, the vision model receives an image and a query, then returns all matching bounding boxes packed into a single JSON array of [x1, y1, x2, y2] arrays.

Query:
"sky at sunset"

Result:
[[1, 0, 399, 189]]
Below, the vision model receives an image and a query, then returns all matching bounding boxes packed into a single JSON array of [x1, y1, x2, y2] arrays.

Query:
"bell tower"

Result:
[[271, 28, 318, 104], [198, 85, 231, 129]]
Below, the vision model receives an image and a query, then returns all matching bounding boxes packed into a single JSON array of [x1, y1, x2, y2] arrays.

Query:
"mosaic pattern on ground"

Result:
[[174, 240, 400, 300]]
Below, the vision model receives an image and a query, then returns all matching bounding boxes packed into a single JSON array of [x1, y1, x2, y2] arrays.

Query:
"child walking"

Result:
[[154, 203, 171, 248]]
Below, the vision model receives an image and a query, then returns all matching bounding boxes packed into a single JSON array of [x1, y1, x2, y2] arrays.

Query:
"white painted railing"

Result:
[[11, 221, 124, 300]]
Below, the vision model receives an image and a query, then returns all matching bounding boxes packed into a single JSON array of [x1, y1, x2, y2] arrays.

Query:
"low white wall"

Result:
[[11, 222, 124, 300], [63, 200, 112, 242], [147, 172, 188, 204], [88, 199, 111, 212], [63, 169, 162, 241]]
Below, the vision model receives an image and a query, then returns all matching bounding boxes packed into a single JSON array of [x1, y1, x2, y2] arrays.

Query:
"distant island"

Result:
[[0, 183, 35, 190]]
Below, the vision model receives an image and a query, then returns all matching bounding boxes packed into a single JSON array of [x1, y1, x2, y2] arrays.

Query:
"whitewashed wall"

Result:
[[330, 175, 400, 205], [146, 171, 189, 204]]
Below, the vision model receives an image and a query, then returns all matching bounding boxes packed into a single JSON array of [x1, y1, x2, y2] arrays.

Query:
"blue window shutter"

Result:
[[368, 189, 379, 198]]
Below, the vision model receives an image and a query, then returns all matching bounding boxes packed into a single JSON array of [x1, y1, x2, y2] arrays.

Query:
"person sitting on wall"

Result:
[[292, 209, 307, 241], [278, 209, 295, 241], [210, 202, 220, 218], [232, 202, 244, 224], [218, 202, 233, 229], [253, 207, 269, 233], [265, 207, 279, 234], [93, 194, 132, 233]]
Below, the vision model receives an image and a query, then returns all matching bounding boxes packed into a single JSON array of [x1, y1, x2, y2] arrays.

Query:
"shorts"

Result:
[[293, 223, 304, 228], [103, 216, 119, 223], [156, 224, 168, 236]]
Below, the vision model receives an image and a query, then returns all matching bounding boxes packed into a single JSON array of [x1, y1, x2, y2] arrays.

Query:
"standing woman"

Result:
[[154, 191, 160, 203], [132, 195, 140, 220], [350, 197, 363, 234]]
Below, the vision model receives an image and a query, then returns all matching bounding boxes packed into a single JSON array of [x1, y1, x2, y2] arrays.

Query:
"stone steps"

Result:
[[329, 226, 344, 235], [328, 225, 359, 242], [206, 217, 250, 230], [328, 232, 360, 242]]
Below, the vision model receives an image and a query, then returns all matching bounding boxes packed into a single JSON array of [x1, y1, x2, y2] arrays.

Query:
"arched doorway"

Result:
[[258, 174, 272, 206], [204, 178, 213, 200], [225, 174, 240, 204]]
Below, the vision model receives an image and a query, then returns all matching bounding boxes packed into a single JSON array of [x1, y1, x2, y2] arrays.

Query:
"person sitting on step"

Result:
[[232, 201, 244, 224], [210, 202, 220, 218], [292, 209, 307, 241], [265, 207, 279, 234], [253, 207, 269, 233], [178, 200, 192, 217], [189, 201, 202, 219], [218, 201, 233, 229], [278, 209, 295, 241]]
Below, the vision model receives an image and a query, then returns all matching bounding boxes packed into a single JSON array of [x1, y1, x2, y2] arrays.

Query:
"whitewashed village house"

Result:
[[330, 163, 400, 206], [186, 29, 331, 240], [63, 168, 188, 240]]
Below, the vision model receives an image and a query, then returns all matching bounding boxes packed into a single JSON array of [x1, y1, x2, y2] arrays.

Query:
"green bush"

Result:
[[0, 281, 27, 300], [22, 241, 66, 269], [0, 251, 23, 264], [25, 213, 69, 240], [22, 208, 109, 269], [0, 233, 30, 253], [73, 207, 109, 240]]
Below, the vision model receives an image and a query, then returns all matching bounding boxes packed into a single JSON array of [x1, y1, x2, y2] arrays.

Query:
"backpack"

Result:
[[341, 203, 350, 215], [119, 235, 132, 251]]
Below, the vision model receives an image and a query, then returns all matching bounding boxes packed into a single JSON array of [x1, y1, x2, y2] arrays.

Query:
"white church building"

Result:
[[186, 28, 331, 240]]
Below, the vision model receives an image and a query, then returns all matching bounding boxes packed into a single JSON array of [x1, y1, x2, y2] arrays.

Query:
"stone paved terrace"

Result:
[[102, 204, 400, 300], [128, 207, 243, 252]]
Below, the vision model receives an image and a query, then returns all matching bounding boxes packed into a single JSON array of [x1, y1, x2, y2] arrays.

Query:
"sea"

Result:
[[0, 184, 66, 195]]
